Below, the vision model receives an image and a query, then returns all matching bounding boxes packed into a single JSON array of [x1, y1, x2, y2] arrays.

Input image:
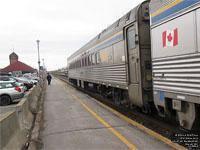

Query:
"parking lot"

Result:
[[0, 73, 40, 108]]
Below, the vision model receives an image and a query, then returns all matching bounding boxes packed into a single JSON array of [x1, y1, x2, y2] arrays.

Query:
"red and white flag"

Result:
[[162, 28, 178, 47]]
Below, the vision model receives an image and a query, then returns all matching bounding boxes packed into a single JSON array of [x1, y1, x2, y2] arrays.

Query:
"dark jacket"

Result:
[[47, 75, 52, 81]]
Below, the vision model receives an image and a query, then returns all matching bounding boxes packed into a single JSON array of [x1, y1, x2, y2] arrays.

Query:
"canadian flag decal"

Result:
[[162, 28, 178, 47]]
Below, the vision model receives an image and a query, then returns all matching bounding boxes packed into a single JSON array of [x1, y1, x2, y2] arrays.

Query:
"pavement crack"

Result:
[[42, 125, 129, 137]]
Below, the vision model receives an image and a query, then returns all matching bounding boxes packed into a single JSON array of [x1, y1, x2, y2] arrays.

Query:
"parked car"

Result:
[[0, 76, 30, 91], [14, 82, 26, 93], [22, 74, 38, 85], [0, 76, 15, 81], [23, 73, 40, 81], [14, 77, 33, 90], [0, 81, 24, 106]]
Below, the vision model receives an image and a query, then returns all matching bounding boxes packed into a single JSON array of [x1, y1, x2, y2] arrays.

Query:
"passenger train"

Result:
[[67, 0, 200, 131]]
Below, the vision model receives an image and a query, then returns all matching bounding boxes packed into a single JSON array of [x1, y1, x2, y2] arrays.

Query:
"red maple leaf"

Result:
[[167, 33, 173, 42]]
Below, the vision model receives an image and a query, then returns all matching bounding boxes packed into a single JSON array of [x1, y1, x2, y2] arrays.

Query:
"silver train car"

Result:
[[150, 0, 200, 131], [68, 0, 200, 131]]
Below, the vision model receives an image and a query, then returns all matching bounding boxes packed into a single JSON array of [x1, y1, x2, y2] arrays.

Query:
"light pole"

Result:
[[42, 58, 46, 70], [36, 40, 40, 72]]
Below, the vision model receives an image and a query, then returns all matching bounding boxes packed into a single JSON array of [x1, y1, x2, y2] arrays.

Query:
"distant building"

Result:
[[0, 52, 37, 76], [9, 52, 19, 65]]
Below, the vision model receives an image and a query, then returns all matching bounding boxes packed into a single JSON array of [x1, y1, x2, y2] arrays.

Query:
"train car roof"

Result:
[[68, 1, 148, 62]]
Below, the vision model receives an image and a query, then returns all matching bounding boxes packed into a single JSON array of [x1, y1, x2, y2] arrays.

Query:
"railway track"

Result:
[[55, 74, 200, 150]]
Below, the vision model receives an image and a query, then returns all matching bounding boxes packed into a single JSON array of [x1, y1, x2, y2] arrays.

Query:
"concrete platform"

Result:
[[42, 78, 178, 149]]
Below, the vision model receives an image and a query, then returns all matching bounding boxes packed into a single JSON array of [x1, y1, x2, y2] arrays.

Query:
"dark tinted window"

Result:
[[0, 77, 9, 81], [82, 58, 84, 67], [85, 57, 88, 66], [88, 55, 91, 66], [126, 11, 131, 21]]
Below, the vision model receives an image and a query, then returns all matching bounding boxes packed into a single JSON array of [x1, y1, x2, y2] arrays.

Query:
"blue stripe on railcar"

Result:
[[152, 0, 200, 24], [87, 33, 123, 55]]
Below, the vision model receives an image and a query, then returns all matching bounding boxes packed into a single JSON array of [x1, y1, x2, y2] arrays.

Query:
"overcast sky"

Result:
[[0, 0, 144, 71]]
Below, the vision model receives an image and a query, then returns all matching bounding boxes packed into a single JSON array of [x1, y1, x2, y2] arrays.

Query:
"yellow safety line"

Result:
[[55, 78, 187, 150], [152, 0, 184, 17], [71, 94, 137, 150], [55, 79, 138, 150], [94, 100, 188, 150]]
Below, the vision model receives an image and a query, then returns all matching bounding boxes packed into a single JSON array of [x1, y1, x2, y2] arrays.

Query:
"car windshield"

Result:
[[9, 77, 16, 81], [24, 76, 31, 80], [23, 77, 29, 80], [0, 77, 8, 81], [0, 76, 16, 81]]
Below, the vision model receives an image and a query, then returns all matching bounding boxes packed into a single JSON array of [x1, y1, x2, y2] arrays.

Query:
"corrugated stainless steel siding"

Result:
[[152, 53, 200, 96], [150, 0, 176, 14], [69, 63, 127, 85]]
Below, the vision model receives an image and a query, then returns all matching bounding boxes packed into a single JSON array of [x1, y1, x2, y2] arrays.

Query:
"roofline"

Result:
[[67, 1, 148, 61]]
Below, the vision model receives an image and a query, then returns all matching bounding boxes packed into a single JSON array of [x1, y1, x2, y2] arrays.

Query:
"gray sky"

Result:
[[0, 0, 144, 71]]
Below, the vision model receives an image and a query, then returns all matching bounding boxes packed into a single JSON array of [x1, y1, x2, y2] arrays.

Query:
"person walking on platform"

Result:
[[47, 73, 52, 85]]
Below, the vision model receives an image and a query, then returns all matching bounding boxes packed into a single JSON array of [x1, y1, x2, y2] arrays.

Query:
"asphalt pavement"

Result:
[[41, 77, 174, 149]]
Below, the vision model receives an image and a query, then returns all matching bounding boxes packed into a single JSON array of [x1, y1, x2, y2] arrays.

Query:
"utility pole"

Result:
[[36, 40, 40, 72], [42, 58, 46, 70]]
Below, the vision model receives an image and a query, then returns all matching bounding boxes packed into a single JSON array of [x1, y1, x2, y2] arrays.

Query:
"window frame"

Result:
[[127, 29, 136, 50], [96, 52, 101, 64]]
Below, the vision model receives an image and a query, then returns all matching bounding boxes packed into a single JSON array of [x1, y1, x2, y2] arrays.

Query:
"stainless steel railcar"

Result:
[[68, 0, 200, 131], [68, 1, 152, 111], [150, 0, 200, 131]]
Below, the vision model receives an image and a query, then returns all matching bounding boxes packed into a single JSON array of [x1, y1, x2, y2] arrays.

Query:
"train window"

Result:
[[92, 54, 96, 65], [95, 53, 98, 63], [79, 60, 81, 68], [126, 11, 131, 21], [96, 52, 101, 64], [86, 56, 90, 66], [83, 58, 85, 66], [98, 33, 101, 39], [88, 55, 92, 66], [128, 29, 136, 50], [82, 58, 84, 67], [85, 57, 88, 66], [116, 19, 120, 27]]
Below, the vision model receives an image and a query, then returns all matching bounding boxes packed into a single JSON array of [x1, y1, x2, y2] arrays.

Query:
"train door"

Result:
[[125, 24, 143, 106], [127, 25, 139, 84]]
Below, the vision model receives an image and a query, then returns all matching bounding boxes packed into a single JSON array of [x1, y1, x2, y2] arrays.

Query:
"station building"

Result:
[[0, 52, 37, 76]]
